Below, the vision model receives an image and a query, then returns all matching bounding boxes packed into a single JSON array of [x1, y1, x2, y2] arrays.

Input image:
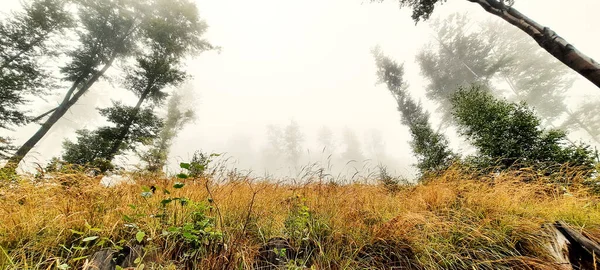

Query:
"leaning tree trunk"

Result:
[[469, 0, 600, 89], [104, 84, 153, 164], [2, 57, 116, 172]]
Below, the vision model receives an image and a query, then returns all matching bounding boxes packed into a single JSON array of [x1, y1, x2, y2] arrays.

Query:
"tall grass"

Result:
[[1, 166, 599, 269]]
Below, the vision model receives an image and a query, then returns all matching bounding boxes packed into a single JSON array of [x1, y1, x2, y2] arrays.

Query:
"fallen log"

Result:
[[553, 221, 600, 270]]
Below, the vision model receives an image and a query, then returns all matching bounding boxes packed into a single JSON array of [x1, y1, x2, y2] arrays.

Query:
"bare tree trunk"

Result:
[[469, 0, 600, 89]]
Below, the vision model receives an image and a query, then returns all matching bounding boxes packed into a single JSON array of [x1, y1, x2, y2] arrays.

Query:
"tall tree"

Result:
[[282, 120, 304, 167], [4, 0, 211, 172], [373, 47, 454, 174], [0, 0, 73, 159], [418, 14, 600, 144], [417, 13, 504, 125], [377, 0, 600, 89], [4, 0, 142, 170], [340, 128, 365, 164], [141, 89, 195, 172], [102, 0, 211, 163]]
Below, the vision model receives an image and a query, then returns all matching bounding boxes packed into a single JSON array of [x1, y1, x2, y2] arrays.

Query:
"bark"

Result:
[[468, 0, 600, 89]]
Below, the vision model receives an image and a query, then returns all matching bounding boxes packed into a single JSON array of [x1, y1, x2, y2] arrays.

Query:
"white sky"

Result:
[[3, 0, 600, 178]]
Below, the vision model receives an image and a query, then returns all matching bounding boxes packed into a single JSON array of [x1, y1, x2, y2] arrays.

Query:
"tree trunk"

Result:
[[2, 57, 116, 172], [469, 0, 600, 89], [105, 84, 153, 163]]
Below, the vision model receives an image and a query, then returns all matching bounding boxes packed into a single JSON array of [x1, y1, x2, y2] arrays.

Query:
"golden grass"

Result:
[[1, 167, 600, 269]]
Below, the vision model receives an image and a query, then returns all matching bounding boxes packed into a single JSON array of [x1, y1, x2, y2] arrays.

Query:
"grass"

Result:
[[1, 166, 600, 269]]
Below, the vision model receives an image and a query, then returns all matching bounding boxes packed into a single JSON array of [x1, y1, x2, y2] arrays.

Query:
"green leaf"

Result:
[[176, 173, 188, 179], [136, 231, 145, 243], [57, 264, 70, 270], [71, 256, 88, 262], [82, 236, 99, 242], [160, 199, 173, 206], [141, 192, 153, 198], [173, 182, 185, 189], [141, 186, 151, 192], [70, 229, 84, 235], [180, 162, 191, 170], [122, 215, 133, 222], [163, 188, 171, 195]]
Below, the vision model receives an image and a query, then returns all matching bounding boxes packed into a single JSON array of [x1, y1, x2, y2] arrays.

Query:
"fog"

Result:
[[3, 0, 600, 179]]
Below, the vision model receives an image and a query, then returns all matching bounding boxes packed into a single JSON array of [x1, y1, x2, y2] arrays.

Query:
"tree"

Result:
[[141, 89, 195, 172], [102, 0, 210, 163], [379, 0, 600, 89], [0, 0, 73, 159], [417, 14, 506, 125], [61, 102, 163, 171], [418, 14, 599, 144], [451, 85, 595, 172], [282, 120, 304, 167], [340, 128, 365, 164], [4, 0, 211, 171], [373, 47, 454, 174]]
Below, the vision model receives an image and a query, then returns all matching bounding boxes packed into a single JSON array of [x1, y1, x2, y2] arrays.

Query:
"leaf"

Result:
[[141, 186, 151, 192], [141, 192, 153, 198], [180, 162, 190, 170], [136, 231, 145, 243], [71, 256, 88, 262], [82, 236, 99, 242], [176, 173, 188, 179], [163, 188, 171, 195], [173, 182, 185, 189], [122, 215, 133, 222], [70, 229, 84, 235], [57, 264, 70, 270], [160, 199, 173, 206]]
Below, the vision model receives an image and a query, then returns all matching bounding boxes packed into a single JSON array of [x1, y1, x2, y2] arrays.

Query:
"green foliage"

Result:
[[417, 14, 506, 125], [124, 162, 224, 262], [284, 197, 330, 247], [0, 0, 73, 158], [61, 103, 162, 171], [373, 47, 454, 175], [141, 89, 195, 172], [416, 13, 599, 147], [184, 151, 220, 178], [451, 85, 595, 173]]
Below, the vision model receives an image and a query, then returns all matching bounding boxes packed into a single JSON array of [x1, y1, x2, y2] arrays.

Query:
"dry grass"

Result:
[[1, 167, 600, 269]]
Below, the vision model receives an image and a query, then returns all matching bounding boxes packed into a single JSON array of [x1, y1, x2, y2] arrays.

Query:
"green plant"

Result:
[[451, 85, 596, 175]]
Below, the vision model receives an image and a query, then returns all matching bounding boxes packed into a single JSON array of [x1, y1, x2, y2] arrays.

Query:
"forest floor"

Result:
[[1, 167, 600, 269]]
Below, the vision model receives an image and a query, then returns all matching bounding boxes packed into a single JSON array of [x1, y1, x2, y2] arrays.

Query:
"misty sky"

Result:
[[3, 0, 600, 178]]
